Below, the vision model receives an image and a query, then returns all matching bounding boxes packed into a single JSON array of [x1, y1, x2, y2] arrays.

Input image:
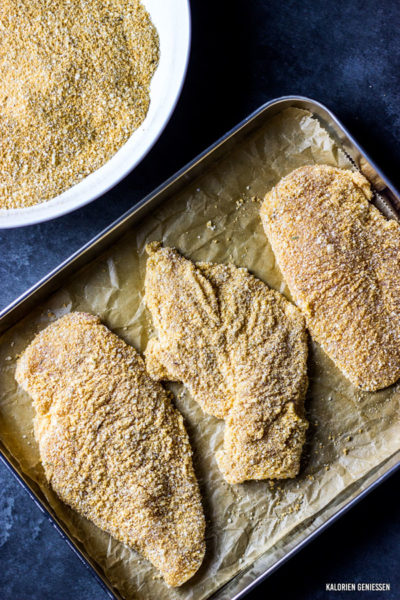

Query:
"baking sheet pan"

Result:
[[0, 97, 399, 600]]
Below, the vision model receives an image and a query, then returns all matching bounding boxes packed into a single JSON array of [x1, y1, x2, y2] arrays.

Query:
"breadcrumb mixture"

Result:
[[15, 312, 205, 587], [261, 165, 400, 391], [0, 0, 159, 209], [144, 243, 309, 485]]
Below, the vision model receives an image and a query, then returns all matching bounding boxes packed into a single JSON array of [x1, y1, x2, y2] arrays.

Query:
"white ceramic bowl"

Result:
[[0, 0, 191, 228]]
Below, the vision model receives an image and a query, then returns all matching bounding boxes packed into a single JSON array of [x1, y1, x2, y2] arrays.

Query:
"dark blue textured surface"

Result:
[[1, 1, 400, 598]]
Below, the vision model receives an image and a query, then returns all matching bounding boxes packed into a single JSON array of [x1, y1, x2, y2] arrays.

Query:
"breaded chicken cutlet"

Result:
[[144, 243, 309, 485], [261, 164, 400, 391], [15, 312, 205, 587]]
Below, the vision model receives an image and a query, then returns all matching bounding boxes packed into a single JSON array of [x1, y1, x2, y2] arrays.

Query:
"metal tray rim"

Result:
[[1, 94, 400, 600]]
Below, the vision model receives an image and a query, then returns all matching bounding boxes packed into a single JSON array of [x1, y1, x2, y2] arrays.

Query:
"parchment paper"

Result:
[[1, 108, 399, 600]]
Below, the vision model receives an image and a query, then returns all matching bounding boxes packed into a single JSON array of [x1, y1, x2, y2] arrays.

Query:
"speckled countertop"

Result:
[[1, 1, 400, 598]]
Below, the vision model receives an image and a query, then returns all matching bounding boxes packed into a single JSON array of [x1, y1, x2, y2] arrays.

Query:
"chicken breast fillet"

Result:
[[144, 243, 308, 485], [261, 164, 400, 391], [15, 312, 205, 587]]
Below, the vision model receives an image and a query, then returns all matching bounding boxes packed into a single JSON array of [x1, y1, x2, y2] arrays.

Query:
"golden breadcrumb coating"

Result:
[[15, 312, 205, 587], [261, 164, 400, 391], [144, 243, 308, 485]]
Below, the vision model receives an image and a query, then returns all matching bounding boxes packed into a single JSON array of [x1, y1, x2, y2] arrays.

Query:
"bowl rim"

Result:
[[0, 0, 191, 229]]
